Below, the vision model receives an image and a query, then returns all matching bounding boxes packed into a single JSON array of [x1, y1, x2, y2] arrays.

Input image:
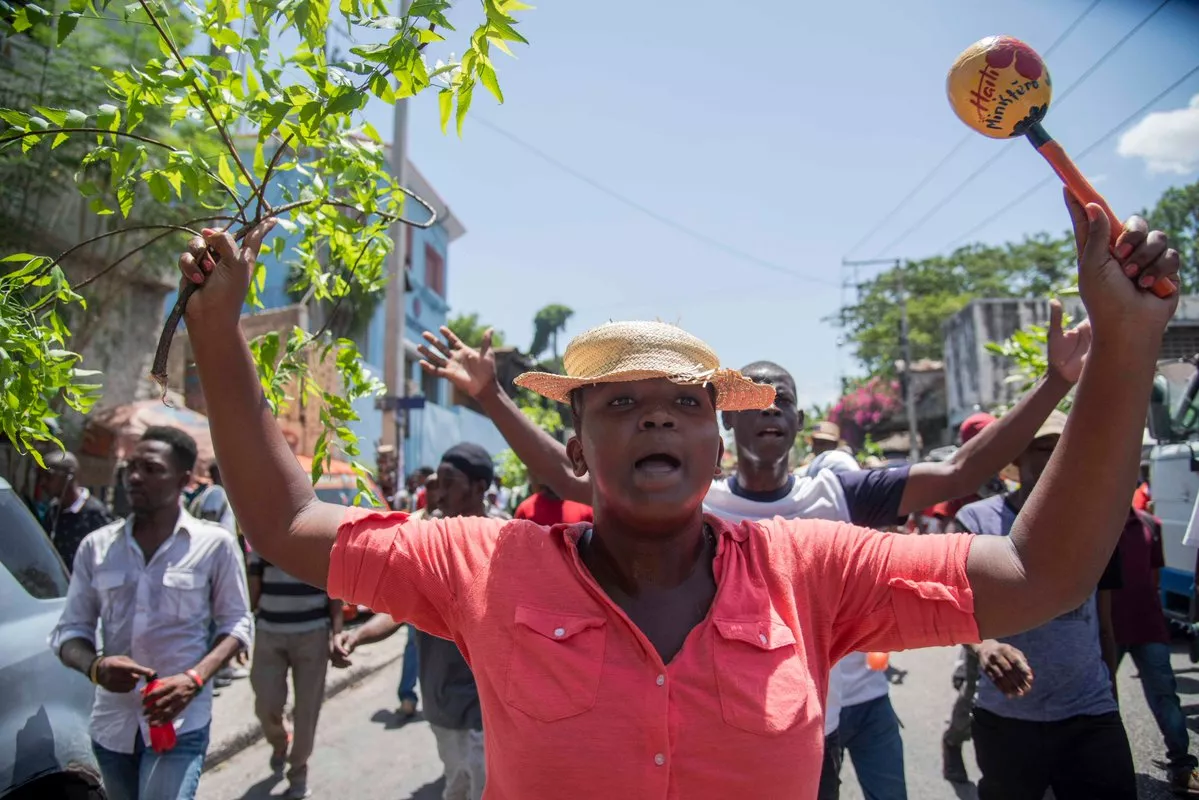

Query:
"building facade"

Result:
[[943, 295, 1199, 429]]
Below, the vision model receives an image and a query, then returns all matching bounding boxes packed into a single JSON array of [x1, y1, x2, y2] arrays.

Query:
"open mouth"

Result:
[[757, 426, 786, 438], [634, 453, 682, 473]]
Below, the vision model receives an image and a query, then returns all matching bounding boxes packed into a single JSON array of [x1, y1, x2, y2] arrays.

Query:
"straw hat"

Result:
[[514, 321, 775, 411]]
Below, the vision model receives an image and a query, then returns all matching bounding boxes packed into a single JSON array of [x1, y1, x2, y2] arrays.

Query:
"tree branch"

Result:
[[309, 231, 382, 343], [269, 188, 439, 229], [0, 126, 244, 211], [254, 133, 294, 222], [136, 0, 259, 200]]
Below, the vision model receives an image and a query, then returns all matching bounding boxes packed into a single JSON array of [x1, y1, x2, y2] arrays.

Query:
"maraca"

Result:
[[866, 651, 889, 671], [947, 35, 1176, 299]]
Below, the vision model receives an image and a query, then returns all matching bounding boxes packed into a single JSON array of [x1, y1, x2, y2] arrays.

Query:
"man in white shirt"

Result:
[[50, 426, 253, 800]]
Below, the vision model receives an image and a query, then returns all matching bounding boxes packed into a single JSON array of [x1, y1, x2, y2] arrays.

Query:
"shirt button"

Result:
[[656, 674, 665, 686], [553, 627, 566, 638], [654, 753, 665, 766], [758, 633, 768, 645]]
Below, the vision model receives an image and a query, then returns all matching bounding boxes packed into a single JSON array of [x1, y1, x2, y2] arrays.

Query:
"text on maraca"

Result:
[[967, 63, 1041, 132]]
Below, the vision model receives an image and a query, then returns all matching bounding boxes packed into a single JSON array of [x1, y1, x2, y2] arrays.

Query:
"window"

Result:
[[424, 244, 445, 297], [0, 488, 69, 599], [422, 368, 440, 405]]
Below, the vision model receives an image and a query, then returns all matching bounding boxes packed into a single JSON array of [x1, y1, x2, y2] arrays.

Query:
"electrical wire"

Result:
[[870, 0, 1174, 258], [841, 0, 1104, 258], [941, 62, 1199, 251], [472, 115, 842, 288]]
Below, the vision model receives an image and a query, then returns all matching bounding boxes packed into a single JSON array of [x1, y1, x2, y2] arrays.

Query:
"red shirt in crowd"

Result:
[[1111, 508, 1170, 646], [1132, 482, 1151, 513], [514, 492, 594, 526], [328, 507, 979, 799]]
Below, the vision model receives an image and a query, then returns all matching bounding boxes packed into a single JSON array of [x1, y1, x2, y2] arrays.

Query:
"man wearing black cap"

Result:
[[39, 449, 114, 568], [335, 441, 492, 800]]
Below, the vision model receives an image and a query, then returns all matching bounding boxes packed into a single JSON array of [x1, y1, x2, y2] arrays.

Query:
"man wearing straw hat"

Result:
[[418, 303, 1086, 800], [803, 420, 859, 477], [173, 195, 1176, 799]]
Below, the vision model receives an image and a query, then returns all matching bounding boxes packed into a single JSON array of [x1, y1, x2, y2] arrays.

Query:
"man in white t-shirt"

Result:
[[414, 307, 1091, 800]]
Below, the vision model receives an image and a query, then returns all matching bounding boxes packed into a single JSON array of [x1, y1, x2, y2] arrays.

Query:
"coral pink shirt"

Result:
[[328, 509, 980, 799]]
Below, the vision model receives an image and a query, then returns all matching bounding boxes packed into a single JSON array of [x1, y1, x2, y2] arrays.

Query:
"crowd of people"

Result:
[[21, 196, 1199, 800]]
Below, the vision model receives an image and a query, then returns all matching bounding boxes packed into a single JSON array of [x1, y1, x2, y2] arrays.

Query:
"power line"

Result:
[[472, 115, 841, 287], [941, 61, 1199, 251], [841, 0, 1103, 258], [869, 0, 1173, 258]]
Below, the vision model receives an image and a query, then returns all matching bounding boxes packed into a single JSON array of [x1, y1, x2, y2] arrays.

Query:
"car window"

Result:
[[0, 488, 69, 599], [315, 486, 357, 506]]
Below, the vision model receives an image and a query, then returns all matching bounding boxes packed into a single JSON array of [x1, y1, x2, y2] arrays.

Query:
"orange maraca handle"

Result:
[[1036, 140, 1176, 299]]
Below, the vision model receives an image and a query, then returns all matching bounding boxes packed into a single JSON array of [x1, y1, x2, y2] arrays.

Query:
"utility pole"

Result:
[[895, 264, 920, 462], [381, 0, 412, 472], [841, 257, 921, 462]]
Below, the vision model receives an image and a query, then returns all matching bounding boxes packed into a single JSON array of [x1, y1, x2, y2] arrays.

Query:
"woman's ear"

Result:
[[567, 435, 589, 478]]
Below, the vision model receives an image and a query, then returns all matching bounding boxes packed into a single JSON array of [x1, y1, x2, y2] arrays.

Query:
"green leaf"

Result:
[[479, 64, 503, 103], [455, 83, 473, 136], [97, 104, 120, 131], [58, 10, 80, 43], [32, 107, 66, 126], [438, 89, 452, 134], [116, 184, 135, 217], [147, 172, 171, 203], [0, 109, 28, 127], [217, 155, 236, 188]]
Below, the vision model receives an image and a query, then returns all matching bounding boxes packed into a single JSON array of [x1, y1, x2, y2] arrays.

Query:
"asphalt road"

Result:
[[198, 640, 1199, 800]]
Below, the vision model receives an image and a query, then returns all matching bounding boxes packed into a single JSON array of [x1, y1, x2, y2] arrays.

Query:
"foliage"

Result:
[[984, 310, 1075, 415], [840, 179, 1199, 381], [0, 255, 101, 463], [838, 232, 1076, 376], [827, 376, 901, 451], [495, 388, 562, 489], [530, 302, 572, 359], [447, 311, 506, 348], [1144, 180, 1199, 291], [0, 0, 530, 490]]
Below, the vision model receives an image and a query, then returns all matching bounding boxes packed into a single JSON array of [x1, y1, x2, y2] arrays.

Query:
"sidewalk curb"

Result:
[[202, 645, 405, 773]]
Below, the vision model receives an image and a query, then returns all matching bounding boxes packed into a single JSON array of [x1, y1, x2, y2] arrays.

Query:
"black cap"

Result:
[[440, 442, 494, 485]]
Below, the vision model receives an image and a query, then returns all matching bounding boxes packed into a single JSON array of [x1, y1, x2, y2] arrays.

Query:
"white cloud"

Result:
[[1117, 94, 1199, 175]]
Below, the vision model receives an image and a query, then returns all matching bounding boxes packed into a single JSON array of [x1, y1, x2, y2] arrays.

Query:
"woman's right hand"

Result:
[[176, 219, 276, 330]]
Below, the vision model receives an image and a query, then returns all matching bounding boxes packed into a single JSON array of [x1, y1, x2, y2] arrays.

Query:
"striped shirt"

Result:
[[249, 553, 331, 633]]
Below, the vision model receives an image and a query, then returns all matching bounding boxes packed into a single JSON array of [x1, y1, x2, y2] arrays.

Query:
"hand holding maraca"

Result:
[[947, 35, 1178, 299], [1063, 190, 1179, 348]]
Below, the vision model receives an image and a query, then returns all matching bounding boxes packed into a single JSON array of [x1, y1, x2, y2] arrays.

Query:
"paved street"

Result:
[[199, 640, 1199, 799]]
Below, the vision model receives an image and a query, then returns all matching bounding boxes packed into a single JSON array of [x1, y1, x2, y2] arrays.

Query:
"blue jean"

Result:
[[1119, 642, 1198, 775], [93, 725, 210, 800], [838, 695, 907, 800], [398, 625, 419, 705]]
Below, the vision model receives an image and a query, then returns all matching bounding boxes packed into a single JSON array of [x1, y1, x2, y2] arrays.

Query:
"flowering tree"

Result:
[[827, 376, 901, 451], [0, 0, 530, 492]]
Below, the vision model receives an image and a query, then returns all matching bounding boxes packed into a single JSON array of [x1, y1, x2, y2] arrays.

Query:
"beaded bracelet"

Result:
[[185, 668, 204, 689]]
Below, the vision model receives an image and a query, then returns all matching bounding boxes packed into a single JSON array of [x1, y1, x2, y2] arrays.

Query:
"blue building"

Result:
[[166, 149, 507, 475]]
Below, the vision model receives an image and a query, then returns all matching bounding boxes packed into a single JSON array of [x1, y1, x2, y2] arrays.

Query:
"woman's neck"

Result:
[[585, 507, 709, 595]]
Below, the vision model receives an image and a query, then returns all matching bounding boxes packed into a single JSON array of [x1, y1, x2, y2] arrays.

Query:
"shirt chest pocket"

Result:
[[712, 618, 814, 736], [504, 606, 607, 722], [162, 569, 208, 620], [92, 570, 133, 620]]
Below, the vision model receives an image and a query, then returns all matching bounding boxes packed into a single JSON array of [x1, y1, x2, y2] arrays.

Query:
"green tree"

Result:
[[447, 311, 505, 349], [530, 303, 573, 361], [1, 0, 531, 478], [1144, 180, 1199, 291], [837, 232, 1075, 377]]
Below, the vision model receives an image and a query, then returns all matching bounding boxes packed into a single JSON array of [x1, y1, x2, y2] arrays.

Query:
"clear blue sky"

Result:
[[356, 0, 1199, 407]]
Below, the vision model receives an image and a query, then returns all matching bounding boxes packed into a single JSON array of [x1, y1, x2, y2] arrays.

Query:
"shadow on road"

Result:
[[948, 781, 978, 800], [1136, 771, 1177, 799], [401, 776, 446, 799], [370, 707, 423, 730], [230, 773, 283, 799]]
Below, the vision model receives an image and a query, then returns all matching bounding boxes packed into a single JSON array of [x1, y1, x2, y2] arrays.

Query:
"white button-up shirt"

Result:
[[50, 509, 254, 753]]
